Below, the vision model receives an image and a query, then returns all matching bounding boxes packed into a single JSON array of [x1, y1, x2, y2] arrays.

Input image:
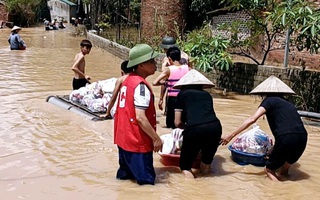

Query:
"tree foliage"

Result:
[[186, 0, 223, 30], [85, 0, 140, 30], [179, 24, 232, 72], [218, 0, 320, 65], [5, 0, 42, 26]]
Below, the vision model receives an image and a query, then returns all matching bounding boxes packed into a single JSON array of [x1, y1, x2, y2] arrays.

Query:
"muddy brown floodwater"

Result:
[[0, 26, 320, 200]]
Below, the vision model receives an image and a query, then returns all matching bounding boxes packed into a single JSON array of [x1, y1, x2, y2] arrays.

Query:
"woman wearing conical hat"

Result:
[[8, 26, 26, 50], [220, 75, 308, 181], [173, 69, 222, 179]]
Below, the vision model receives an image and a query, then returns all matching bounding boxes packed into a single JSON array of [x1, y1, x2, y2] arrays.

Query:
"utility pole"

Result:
[[283, 0, 292, 68], [116, 0, 121, 41]]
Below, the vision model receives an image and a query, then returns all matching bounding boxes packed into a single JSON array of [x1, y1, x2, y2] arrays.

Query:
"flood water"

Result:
[[0, 26, 320, 200]]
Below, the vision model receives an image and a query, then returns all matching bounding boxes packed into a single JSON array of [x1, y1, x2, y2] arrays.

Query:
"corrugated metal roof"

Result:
[[59, 0, 77, 6]]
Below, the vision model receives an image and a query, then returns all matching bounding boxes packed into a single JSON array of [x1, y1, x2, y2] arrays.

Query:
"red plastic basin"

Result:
[[159, 152, 201, 169]]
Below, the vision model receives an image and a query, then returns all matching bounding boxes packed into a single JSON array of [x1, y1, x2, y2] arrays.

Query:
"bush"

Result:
[[179, 24, 233, 72]]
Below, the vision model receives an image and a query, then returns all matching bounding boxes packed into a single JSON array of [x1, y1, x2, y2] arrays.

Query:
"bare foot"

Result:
[[279, 162, 290, 178], [264, 167, 280, 181], [277, 174, 288, 181], [182, 170, 195, 179], [200, 162, 211, 175]]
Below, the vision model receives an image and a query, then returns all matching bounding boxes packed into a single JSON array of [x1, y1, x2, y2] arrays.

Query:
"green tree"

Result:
[[217, 0, 320, 65], [186, 0, 224, 30], [6, 0, 42, 26], [180, 23, 232, 72]]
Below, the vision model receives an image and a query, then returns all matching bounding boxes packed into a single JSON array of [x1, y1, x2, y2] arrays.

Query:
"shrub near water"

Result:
[[180, 24, 233, 72]]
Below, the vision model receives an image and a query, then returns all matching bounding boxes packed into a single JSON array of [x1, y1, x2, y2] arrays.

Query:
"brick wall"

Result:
[[86, 31, 164, 69], [140, 0, 186, 43]]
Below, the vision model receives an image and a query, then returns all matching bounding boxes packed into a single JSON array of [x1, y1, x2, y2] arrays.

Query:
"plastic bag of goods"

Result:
[[231, 124, 273, 155]]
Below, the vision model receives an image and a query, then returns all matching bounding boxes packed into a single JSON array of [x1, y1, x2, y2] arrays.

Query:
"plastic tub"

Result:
[[159, 152, 201, 169], [228, 145, 267, 167]]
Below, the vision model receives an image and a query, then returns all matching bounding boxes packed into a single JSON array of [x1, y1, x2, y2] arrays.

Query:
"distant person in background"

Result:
[[8, 26, 26, 50], [160, 36, 190, 71], [44, 18, 50, 30], [58, 18, 66, 29], [71, 39, 92, 90], [71, 17, 76, 26], [159, 37, 191, 116]]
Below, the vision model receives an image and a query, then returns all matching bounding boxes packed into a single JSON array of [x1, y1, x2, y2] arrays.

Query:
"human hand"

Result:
[[153, 137, 163, 153], [101, 113, 112, 120], [220, 134, 233, 146], [158, 99, 163, 110], [85, 75, 91, 81]]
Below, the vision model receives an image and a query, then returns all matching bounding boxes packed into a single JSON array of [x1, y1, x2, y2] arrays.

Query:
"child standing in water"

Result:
[[71, 39, 92, 90]]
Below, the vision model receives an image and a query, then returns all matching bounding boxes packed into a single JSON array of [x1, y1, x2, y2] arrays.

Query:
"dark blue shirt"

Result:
[[8, 33, 25, 50]]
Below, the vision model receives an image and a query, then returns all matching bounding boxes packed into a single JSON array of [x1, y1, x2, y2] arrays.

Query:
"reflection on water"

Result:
[[0, 26, 320, 200]]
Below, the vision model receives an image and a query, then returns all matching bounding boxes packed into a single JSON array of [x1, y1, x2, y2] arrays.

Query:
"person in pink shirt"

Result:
[[153, 47, 190, 128]]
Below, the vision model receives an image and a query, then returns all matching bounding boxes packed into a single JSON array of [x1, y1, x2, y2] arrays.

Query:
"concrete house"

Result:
[[47, 0, 77, 23]]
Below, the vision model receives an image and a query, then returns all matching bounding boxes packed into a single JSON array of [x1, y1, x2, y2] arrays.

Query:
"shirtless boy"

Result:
[[71, 39, 92, 90]]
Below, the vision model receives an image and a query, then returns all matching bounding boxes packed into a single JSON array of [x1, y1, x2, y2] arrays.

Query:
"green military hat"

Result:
[[160, 36, 178, 49], [127, 44, 160, 68]]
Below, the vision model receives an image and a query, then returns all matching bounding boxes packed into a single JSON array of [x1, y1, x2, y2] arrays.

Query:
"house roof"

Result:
[[59, 0, 76, 6]]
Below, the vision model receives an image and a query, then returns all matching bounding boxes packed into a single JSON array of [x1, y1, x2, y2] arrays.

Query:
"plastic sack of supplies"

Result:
[[160, 128, 184, 154], [231, 124, 273, 155]]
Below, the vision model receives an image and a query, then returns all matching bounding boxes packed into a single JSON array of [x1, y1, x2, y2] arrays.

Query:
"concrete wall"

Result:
[[86, 32, 164, 67], [87, 32, 130, 60], [48, 0, 73, 22], [207, 63, 320, 112]]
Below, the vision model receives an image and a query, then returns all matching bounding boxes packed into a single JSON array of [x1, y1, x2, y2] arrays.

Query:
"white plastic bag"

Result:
[[160, 128, 184, 154], [231, 124, 273, 155]]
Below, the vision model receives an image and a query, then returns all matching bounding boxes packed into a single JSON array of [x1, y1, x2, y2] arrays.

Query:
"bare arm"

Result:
[[135, 108, 163, 152], [71, 53, 90, 80], [158, 85, 167, 110], [17, 34, 25, 46], [152, 68, 169, 110], [161, 57, 170, 71], [174, 111, 186, 129], [220, 106, 266, 145], [152, 68, 169, 86], [106, 76, 125, 117]]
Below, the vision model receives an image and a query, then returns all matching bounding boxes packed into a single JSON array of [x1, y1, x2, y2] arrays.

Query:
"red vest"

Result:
[[114, 73, 156, 153]]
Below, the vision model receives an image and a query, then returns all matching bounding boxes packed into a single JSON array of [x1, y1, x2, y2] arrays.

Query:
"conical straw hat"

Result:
[[250, 75, 296, 95], [173, 69, 215, 89], [11, 26, 22, 32]]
